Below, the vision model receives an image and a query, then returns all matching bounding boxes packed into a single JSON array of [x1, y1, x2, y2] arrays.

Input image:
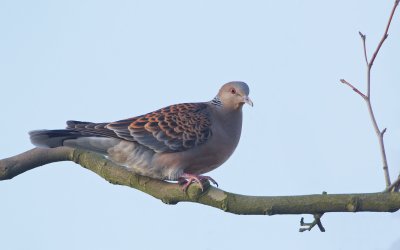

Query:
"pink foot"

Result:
[[178, 173, 218, 191]]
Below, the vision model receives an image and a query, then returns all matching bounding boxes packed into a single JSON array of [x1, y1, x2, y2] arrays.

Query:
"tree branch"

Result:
[[1, 148, 400, 215], [299, 214, 326, 232], [341, 0, 399, 188], [386, 176, 400, 192], [368, 0, 399, 69], [358, 31, 369, 66], [340, 79, 367, 100], [0, 147, 74, 179]]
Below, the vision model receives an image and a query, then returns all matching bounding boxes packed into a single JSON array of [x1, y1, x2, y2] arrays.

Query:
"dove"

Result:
[[29, 81, 253, 190]]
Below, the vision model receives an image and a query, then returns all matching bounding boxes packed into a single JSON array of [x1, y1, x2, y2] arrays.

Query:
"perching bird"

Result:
[[30, 81, 252, 190]]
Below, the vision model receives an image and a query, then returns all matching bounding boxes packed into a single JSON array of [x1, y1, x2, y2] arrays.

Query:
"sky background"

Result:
[[1, 1, 400, 249]]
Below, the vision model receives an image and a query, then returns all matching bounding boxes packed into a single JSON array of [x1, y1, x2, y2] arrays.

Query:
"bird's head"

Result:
[[216, 81, 253, 110]]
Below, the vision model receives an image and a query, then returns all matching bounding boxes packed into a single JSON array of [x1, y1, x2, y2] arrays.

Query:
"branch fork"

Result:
[[299, 214, 325, 232], [340, 0, 399, 190]]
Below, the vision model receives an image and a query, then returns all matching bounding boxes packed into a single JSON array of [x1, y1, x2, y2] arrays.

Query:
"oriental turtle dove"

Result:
[[30, 81, 253, 190]]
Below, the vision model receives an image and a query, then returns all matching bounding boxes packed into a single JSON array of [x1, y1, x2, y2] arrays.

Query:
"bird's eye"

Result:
[[230, 88, 236, 94]]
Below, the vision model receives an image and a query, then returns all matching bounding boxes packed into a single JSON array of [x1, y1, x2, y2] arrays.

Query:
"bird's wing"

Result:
[[104, 103, 213, 153], [66, 121, 117, 137]]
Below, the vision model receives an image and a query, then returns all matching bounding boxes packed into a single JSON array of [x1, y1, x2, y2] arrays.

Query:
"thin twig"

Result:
[[395, 178, 400, 192], [342, 0, 399, 188], [364, 93, 390, 186], [369, 0, 400, 68], [299, 214, 325, 232], [364, 0, 399, 187], [359, 32, 369, 65], [385, 176, 400, 192], [340, 79, 367, 100]]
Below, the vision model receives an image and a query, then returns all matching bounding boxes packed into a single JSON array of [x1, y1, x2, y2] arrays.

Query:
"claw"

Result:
[[178, 173, 218, 191], [200, 176, 218, 187]]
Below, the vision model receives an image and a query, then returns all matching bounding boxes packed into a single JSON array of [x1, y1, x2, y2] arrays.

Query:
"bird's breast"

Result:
[[178, 109, 243, 175]]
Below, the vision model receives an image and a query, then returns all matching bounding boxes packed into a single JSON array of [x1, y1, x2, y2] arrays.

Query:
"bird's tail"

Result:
[[29, 129, 81, 148], [29, 122, 120, 155]]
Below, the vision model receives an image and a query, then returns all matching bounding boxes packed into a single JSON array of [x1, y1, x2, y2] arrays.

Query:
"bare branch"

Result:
[[366, 100, 391, 187], [1, 148, 400, 216], [342, 0, 399, 188], [299, 214, 325, 232], [395, 177, 400, 192], [385, 176, 400, 192], [0, 147, 73, 180], [340, 79, 367, 99], [369, 0, 399, 68], [359, 31, 369, 66]]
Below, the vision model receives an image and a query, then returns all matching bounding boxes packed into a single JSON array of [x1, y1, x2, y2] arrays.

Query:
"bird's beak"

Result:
[[243, 96, 254, 107]]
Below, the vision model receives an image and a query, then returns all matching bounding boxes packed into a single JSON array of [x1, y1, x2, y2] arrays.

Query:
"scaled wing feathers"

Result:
[[68, 103, 213, 153], [107, 103, 212, 152]]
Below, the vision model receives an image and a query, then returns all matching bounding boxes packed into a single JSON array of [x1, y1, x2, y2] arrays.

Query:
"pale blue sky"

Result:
[[1, 1, 400, 249]]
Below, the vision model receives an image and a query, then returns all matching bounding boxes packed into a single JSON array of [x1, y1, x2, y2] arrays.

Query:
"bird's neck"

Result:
[[212, 104, 243, 150], [212, 102, 243, 129], [210, 95, 244, 112], [210, 96, 223, 107]]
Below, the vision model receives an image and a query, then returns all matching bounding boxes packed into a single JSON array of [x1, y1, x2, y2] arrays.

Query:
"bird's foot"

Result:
[[178, 173, 218, 192]]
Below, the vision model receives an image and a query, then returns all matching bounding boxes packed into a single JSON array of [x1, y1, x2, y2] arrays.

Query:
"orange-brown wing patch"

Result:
[[107, 103, 212, 153]]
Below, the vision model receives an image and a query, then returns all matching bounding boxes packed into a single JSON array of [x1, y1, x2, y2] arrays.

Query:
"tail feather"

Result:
[[29, 130, 82, 148], [29, 129, 120, 155], [30, 120, 122, 154]]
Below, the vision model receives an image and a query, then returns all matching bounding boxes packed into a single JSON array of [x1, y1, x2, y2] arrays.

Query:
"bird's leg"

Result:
[[178, 173, 218, 191]]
